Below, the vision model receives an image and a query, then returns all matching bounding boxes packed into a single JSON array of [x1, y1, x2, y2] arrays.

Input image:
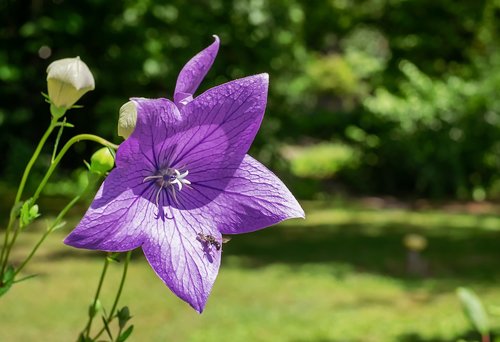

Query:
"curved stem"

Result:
[[84, 254, 111, 338], [32, 134, 118, 202], [15, 168, 105, 277], [13, 193, 81, 277], [92, 251, 132, 340], [0, 118, 58, 274], [1, 134, 118, 277]]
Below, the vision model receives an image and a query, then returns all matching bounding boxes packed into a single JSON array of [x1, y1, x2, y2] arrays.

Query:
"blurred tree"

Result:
[[0, 0, 499, 199]]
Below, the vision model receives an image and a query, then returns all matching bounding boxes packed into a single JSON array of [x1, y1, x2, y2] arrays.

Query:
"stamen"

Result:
[[143, 175, 162, 183], [143, 167, 191, 207]]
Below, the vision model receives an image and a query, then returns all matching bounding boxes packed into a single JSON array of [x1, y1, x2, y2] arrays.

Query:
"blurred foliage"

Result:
[[0, 0, 499, 199], [282, 142, 359, 179]]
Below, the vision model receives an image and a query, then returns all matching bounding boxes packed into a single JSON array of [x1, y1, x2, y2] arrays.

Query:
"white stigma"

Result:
[[170, 169, 191, 191]]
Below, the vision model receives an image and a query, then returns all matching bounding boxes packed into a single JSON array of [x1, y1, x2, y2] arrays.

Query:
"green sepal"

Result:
[[50, 104, 67, 120], [117, 325, 134, 342]]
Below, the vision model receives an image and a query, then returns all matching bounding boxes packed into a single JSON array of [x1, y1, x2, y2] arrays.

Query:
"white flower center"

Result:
[[143, 168, 191, 206]]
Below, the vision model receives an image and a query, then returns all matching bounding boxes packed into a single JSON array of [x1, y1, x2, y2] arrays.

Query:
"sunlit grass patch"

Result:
[[1, 199, 500, 341]]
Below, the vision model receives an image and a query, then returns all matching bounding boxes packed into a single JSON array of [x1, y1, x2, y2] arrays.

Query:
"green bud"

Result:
[[46, 56, 95, 116], [89, 147, 115, 175], [117, 101, 137, 139]]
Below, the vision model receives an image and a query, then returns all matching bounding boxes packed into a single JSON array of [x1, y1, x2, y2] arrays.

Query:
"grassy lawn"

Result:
[[1, 199, 500, 341]]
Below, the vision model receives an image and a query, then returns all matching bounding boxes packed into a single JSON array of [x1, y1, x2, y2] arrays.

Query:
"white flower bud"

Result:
[[117, 101, 137, 139], [46, 56, 95, 110]]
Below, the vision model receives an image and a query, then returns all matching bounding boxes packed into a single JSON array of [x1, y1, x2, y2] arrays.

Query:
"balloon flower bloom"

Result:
[[65, 36, 304, 312]]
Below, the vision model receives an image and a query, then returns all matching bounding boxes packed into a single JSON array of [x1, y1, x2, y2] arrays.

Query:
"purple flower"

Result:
[[65, 36, 304, 312]]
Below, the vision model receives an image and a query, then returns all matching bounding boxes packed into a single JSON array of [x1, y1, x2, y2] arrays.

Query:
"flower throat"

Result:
[[143, 168, 191, 206]]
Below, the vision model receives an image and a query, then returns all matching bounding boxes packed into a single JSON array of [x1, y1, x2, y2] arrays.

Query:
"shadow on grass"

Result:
[[288, 329, 491, 342], [398, 329, 496, 342], [33, 200, 500, 287], [221, 221, 500, 285]]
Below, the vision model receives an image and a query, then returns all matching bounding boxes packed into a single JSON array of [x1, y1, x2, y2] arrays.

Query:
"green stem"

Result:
[[16, 117, 59, 204], [92, 251, 132, 341], [84, 254, 111, 338], [32, 134, 118, 202], [0, 117, 58, 274], [13, 193, 82, 277], [1, 134, 118, 275]]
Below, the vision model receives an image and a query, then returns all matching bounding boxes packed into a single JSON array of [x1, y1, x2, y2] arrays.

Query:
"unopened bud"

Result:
[[117, 101, 137, 139], [89, 147, 114, 175], [46, 56, 95, 115]]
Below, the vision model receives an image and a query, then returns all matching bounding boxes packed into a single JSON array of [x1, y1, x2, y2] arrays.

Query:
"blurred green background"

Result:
[[2, 0, 500, 341], [1, 0, 499, 200]]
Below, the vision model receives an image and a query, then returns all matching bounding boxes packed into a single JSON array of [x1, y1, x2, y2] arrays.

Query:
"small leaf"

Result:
[[117, 306, 131, 330], [457, 287, 490, 335], [13, 273, 37, 284], [55, 121, 75, 128], [51, 221, 67, 232], [0, 266, 16, 297], [83, 160, 91, 171], [101, 316, 113, 340], [117, 325, 134, 342], [77, 333, 93, 342]]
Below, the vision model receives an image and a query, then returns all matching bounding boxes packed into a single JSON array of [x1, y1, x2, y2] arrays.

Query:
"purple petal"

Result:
[[181, 154, 304, 234], [141, 208, 221, 313], [115, 97, 182, 170], [64, 167, 151, 251], [174, 35, 220, 106], [122, 75, 269, 210], [173, 74, 269, 184]]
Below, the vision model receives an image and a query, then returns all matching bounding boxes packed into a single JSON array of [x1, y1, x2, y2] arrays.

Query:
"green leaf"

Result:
[[51, 221, 67, 232], [77, 333, 93, 342], [101, 316, 113, 340], [117, 325, 134, 342], [83, 160, 91, 171], [0, 265, 16, 297], [13, 273, 37, 284], [117, 306, 131, 330], [457, 287, 490, 335]]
